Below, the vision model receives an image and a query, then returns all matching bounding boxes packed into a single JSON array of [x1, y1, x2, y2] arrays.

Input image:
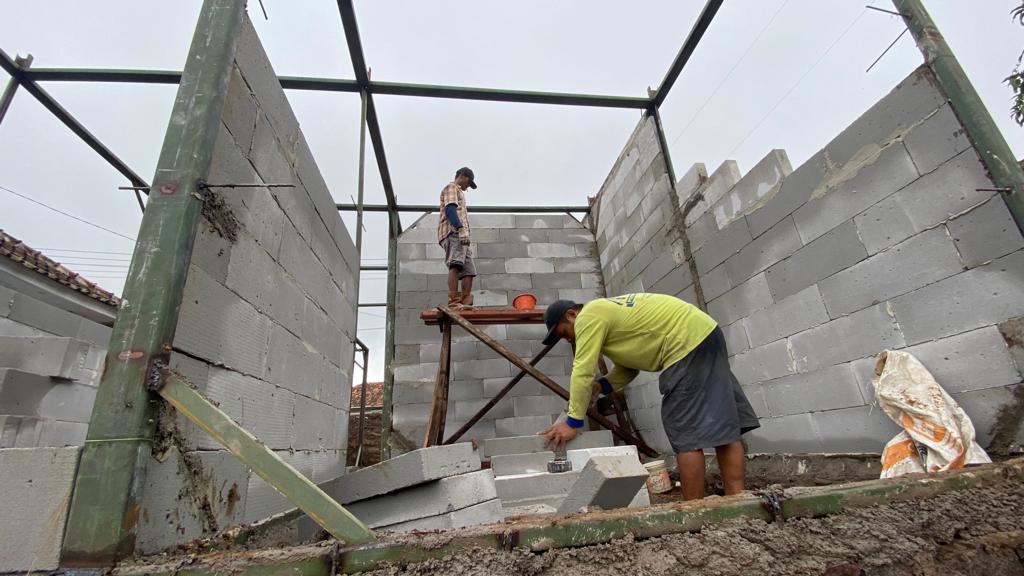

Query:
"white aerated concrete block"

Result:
[[345, 470, 497, 528], [0, 447, 80, 573], [380, 498, 504, 533], [630, 486, 652, 508], [321, 443, 480, 503], [496, 470, 581, 508], [566, 445, 640, 472], [556, 454, 649, 515], [482, 429, 613, 458], [490, 451, 555, 477], [0, 336, 92, 380]]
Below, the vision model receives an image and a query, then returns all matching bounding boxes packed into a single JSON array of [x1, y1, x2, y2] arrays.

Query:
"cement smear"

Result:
[[357, 482, 1024, 576]]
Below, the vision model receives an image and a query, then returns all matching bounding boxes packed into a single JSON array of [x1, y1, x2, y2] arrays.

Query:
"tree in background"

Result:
[[1007, 3, 1024, 125]]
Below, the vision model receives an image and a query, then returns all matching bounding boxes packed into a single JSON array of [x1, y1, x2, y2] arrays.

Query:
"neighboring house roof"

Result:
[[0, 230, 121, 307], [351, 382, 384, 408]]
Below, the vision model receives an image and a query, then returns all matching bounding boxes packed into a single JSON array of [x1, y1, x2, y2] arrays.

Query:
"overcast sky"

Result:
[[1, 1, 1022, 383]]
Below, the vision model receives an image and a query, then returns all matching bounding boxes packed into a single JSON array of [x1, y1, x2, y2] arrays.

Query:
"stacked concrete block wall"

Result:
[[137, 17, 360, 553], [316, 444, 502, 533], [391, 213, 604, 448], [0, 285, 111, 448], [593, 66, 1024, 456]]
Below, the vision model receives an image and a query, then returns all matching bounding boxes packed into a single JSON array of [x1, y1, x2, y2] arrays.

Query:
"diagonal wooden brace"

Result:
[[444, 342, 556, 445], [438, 306, 658, 457], [157, 371, 376, 545]]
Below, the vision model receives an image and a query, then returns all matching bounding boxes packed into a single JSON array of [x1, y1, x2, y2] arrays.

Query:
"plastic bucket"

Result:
[[643, 460, 672, 494], [512, 293, 537, 310]]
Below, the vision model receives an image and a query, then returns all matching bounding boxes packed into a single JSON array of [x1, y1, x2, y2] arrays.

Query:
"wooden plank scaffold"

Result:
[[420, 306, 658, 457]]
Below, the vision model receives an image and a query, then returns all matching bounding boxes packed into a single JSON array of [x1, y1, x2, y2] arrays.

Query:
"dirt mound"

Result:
[[357, 482, 1024, 576]]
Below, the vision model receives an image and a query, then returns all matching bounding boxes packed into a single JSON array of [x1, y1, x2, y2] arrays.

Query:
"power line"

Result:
[[34, 248, 134, 255], [668, 0, 791, 149], [726, 7, 870, 159], [0, 184, 138, 242], [57, 262, 130, 268], [41, 255, 132, 261]]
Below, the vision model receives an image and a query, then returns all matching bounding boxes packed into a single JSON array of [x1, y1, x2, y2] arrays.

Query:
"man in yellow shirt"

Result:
[[539, 293, 759, 500]]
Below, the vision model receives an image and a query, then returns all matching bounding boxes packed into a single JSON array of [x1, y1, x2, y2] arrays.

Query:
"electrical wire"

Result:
[[668, 0, 792, 149], [34, 248, 133, 255], [0, 184, 137, 242], [725, 6, 870, 159]]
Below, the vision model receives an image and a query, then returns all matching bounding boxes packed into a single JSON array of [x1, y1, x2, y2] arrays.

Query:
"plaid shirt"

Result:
[[437, 182, 469, 244]]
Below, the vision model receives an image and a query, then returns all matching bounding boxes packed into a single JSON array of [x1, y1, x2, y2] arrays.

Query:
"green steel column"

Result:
[[895, 0, 1024, 232], [61, 0, 246, 566], [380, 213, 399, 460]]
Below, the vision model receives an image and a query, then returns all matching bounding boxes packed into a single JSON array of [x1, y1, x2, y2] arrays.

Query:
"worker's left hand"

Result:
[[540, 421, 578, 452]]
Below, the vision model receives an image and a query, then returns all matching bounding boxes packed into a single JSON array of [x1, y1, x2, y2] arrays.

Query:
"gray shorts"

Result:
[[441, 233, 476, 278], [659, 326, 760, 453]]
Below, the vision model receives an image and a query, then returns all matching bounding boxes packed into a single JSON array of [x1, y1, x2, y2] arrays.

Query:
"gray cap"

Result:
[[542, 299, 579, 345], [456, 167, 477, 189]]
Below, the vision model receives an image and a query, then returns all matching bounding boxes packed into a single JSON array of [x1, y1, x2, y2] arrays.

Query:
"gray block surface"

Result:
[[482, 430, 613, 458], [345, 470, 497, 528], [556, 454, 648, 515], [321, 443, 480, 504], [0, 336, 91, 380], [0, 447, 80, 572], [890, 250, 1024, 344], [818, 227, 963, 317], [381, 498, 504, 533]]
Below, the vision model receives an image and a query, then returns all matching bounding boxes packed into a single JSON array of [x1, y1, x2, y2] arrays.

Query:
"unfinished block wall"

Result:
[[137, 17, 360, 553], [593, 66, 1024, 456], [0, 285, 110, 448], [391, 214, 603, 448]]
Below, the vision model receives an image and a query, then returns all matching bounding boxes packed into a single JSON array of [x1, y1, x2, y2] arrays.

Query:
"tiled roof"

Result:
[[0, 230, 121, 307], [350, 381, 384, 408]]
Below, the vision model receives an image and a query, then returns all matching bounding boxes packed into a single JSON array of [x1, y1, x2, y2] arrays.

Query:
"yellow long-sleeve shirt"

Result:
[[566, 293, 717, 422]]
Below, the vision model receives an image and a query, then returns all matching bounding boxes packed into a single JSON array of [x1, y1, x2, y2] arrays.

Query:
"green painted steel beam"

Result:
[[59, 0, 247, 566], [0, 50, 150, 207], [25, 68, 183, 84], [337, 203, 591, 213], [651, 0, 723, 108], [25, 68, 647, 108], [370, 80, 649, 109], [894, 0, 1024, 233], [157, 373, 376, 545], [117, 458, 1024, 576]]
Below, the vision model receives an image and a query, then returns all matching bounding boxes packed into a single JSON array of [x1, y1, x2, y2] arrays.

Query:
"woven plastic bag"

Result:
[[873, 350, 990, 479]]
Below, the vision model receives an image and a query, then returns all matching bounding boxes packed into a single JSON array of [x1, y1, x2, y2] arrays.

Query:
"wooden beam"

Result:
[[424, 320, 452, 447]]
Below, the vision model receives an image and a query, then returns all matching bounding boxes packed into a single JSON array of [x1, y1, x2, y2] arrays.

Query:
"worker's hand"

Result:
[[458, 227, 471, 246], [540, 421, 578, 452]]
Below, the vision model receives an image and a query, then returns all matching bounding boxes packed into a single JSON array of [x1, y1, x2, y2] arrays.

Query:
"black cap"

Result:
[[542, 299, 579, 345], [456, 167, 477, 189]]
